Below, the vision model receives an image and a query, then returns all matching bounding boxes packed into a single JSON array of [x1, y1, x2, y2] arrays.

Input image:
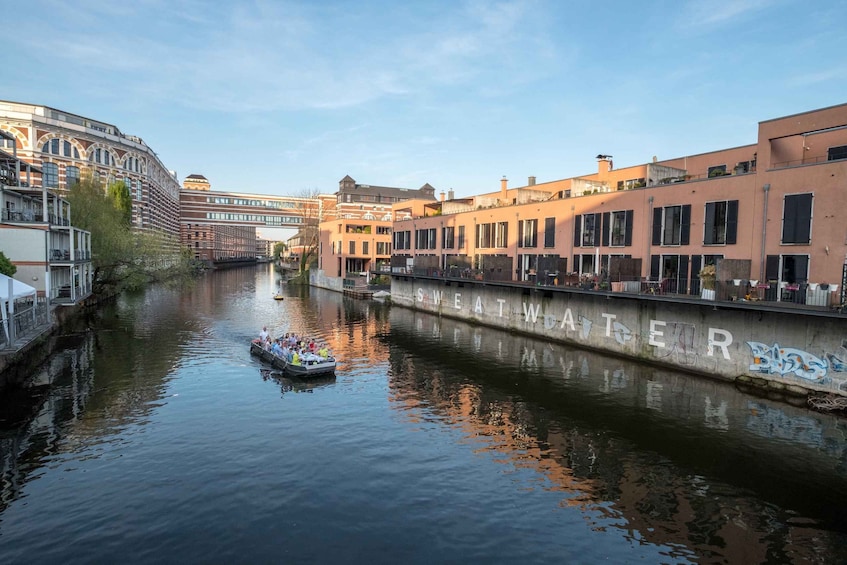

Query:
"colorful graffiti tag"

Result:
[[747, 342, 828, 381]]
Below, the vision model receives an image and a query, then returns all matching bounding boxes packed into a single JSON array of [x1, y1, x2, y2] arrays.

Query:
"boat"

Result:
[[250, 340, 337, 377], [273, 294, 285, 301]]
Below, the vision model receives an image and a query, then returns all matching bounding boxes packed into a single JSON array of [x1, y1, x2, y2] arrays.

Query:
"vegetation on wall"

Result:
[[0, 251, 16, 276]]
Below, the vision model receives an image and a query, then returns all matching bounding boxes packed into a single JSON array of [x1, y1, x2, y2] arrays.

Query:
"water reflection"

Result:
[[384, 307, 847, 563]]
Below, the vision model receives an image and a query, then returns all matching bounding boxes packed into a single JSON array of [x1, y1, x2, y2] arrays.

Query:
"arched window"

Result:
[[42, 162, 58, 187], [89, 148, 114, 166], [66, 166, 80, 187]]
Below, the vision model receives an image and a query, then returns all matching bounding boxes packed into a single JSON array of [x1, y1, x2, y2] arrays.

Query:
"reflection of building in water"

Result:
[[384, 307, 847, 563]]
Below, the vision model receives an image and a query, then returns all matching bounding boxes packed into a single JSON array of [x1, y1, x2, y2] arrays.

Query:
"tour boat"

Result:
[[249, 340, 337, 377]]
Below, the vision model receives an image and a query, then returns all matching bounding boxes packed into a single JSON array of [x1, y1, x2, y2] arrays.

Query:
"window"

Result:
[[518, 219, 537, 248], [574, 213, 601, 247], [42, 162, 58, 187], [828, 145, 847, 161], [708, 165, 727, 177], [442, 226, 455, 249], [604, 210, 633, 247], [652, 205, 691, 246], [766, 254, 809, 284], [494, 221, 508, 248], [349, 241, 356, 255], [415, 228, 437, 249], [393, 230, 410, 250], [476, 223, 492, 248], [458, 225, 465, 249], [377, 226, 391, 235], [136, 179, 143, 200], [65, 166, 80, 187], [544, 217, 555, 248], [703, 200, 738, 245], [781, 193, 812, 244], [376, 242, 391, 255], [363, 241, 369, 255]]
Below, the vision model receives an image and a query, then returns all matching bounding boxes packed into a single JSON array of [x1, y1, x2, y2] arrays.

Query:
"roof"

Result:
[[342, 182, 437, 201], [185, 174, 208, 180]]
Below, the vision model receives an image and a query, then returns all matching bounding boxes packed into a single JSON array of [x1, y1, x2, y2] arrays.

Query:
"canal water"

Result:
[[1, 265, 846, 564]]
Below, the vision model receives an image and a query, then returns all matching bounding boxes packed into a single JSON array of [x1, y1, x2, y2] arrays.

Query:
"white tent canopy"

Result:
[[1, 273, 37, 343]]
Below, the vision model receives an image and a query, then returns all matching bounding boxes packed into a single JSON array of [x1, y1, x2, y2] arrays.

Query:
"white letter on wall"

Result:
[[649, 320, 666, 347], [602, 313, 616, 337], [454, 293, 462, 310], [497, 298, 506, 317], [707, 328, 733, 360]]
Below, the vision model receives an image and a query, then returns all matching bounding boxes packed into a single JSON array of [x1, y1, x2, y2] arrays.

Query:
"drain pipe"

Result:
[[646, 196, 654, 278], [759, 184, 770, 282]]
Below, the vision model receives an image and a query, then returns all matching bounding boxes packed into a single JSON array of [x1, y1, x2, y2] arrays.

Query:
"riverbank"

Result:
[[390, 275, 847, 400]]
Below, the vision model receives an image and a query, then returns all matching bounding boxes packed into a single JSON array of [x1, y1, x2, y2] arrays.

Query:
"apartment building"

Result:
[[0, 101, 181, 241], [390, 103, 847, 307]]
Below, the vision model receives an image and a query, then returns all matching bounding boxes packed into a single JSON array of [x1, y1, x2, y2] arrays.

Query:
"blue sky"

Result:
[[7, 0, 847, 198]]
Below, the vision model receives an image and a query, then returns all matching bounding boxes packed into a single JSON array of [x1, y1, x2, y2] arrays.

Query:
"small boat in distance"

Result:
[[273, 294, 284, 301]]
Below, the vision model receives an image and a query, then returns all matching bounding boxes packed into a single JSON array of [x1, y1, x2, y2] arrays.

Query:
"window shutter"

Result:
[[679, 255, 689, 293], [652, 208, 662, 245], [796, 255, 809, 282], [691, 255, 702, 294], [574, 215, 582, 248], [650, 255, 660, 279], [517, 220, 524, 248], [593, 213, 602, 247], [681, 204, 691, 245], [765, 255, 780, 280], [726, 200, 738, 244], [602, 212, 610, 247], [782, 196, 797, 243], [796, 194, 812, 244], [624, 210, 633, 246], [704, 202, 716, 245]]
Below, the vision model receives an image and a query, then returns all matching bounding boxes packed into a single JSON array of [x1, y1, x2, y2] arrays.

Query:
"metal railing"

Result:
[[0, 297, 50, 349]]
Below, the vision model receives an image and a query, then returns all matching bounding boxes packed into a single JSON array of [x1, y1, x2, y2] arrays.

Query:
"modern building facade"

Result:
[[314, 176, 438, 287], [0, 101, 181, 241], [0, 130, 92, 305], [388, 103, 847, 308]]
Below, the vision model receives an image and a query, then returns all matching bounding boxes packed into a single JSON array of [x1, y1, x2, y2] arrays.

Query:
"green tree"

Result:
[[0, 251, 16, 276], [272, 241, 287, 259], [67, 172, 196, 293]]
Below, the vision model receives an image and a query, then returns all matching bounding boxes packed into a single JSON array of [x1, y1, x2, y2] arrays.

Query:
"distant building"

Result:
[[0, 101, 180, 241], [313, 176, 437, 290], [183, 174, 211, 191]]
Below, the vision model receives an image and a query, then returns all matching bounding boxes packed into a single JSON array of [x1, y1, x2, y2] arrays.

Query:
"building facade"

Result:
[[388, 103, 847, 308], [315, 176, 438, 285], [0, 101, 181, 241]]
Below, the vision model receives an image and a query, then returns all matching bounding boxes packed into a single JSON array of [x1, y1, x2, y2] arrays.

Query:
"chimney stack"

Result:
[[596, 154, 613, 174], [528, 176, 536, 186], [500, 176, 508, 201], [440, 191, 445, 202], [448, 189, 454, 200]]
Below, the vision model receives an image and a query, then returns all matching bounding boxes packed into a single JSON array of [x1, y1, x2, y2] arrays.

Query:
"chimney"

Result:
[[528, 176, 536, 186], [500, 176, 508, 201], [596, 154, 613, 175], [448, 189, 454, 200], [440, 191, 445, 202]]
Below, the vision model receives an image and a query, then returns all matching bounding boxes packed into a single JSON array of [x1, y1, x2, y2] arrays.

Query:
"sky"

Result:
[[6, 0, 847, 200]]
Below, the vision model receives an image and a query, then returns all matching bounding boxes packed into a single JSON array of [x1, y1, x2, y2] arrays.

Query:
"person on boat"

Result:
[[259, 326, 269, 342], [318, 344, 329, 359], [291, 350, 301, 366], [271, 339, 283, 357]]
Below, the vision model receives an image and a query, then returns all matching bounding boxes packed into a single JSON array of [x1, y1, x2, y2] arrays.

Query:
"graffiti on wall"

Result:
[[747, 342, 829, 381]]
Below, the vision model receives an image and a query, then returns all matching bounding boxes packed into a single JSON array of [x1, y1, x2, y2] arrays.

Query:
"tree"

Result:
[[67, 171, 195, 293], [286, 189, 334, 283], [0, 251, 16, 276], [272, 241, 287, 260]]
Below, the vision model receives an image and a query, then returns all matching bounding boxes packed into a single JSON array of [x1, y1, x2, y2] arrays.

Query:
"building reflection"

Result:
[[383, 307, 847, 563]]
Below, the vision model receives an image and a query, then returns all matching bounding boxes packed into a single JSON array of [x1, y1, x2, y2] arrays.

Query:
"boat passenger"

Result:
[[291, 351, 301, 366], [259, 326, 269, 342], [271, 340, 283, 357]]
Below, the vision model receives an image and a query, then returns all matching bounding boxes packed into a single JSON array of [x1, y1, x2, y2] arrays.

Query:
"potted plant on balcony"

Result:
[[699, 265, 716, 300]]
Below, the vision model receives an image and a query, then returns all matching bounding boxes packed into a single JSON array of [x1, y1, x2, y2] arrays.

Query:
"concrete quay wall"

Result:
[[391, 276, 847, 397]]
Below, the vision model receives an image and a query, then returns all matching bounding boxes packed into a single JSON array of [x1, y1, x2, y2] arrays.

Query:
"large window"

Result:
[[89, 148, 115, 166], [349, 241, 356, 255], [66, 166, 80, 187], [494, 222, 508, 248], [442, 226, 455, 249], [476, 222, 508, 249], [362, 241, 369, 255], [708, 165, 727, 177], [574, 213, 601, 247], [781, 193, 813, 244], [604, 210, 633, 247], [704, 200, 738, 245], [828, 145, 847, 161], [518, 219, 538, 248], [544, 217, 555, 248], [393, 230, 411, 250], [652, 205, 691, 246], [376, 242, 391, 255], [416, 228, 437, 249], [42, 162, 58, 187], [458, 225, 465, 249]]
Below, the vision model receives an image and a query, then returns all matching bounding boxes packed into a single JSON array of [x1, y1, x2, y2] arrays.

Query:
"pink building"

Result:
[[390, 103, 847, 308]]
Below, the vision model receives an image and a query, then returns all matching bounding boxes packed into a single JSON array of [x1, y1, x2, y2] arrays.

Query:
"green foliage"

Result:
[[107, 181, 133, 226], [67, 172, 196, 293], [273, 241, 287, 258], [0, 251, 16, 276]]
